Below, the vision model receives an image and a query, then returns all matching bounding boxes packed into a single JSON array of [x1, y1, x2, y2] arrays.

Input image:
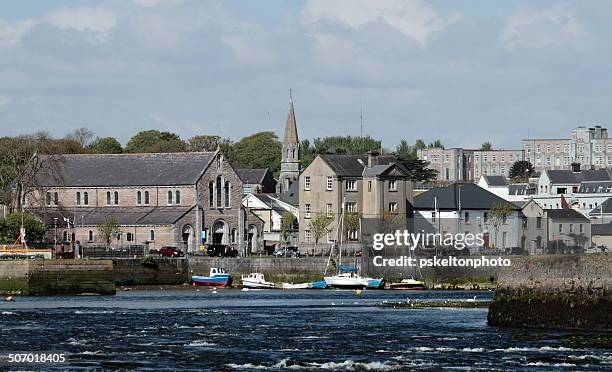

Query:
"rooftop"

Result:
[[414, 183, 519, 211]]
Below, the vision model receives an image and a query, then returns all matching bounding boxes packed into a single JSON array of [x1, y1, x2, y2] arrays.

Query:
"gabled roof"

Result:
[[482, 175, 508, 187], [545, 169, 612, 184], [591, 223, 612, 236], [277, 180, 298, 206], [578, 181, 612, 194], [236, 169, 269, 185], [589, 198, 612, 216], [318, 154, 401, 177], [246, 193, 293, 215], [33, 206, 194, 226], [413, 183, 520, 211], [509, 183, 535, 196], [545, 209, 590, 222], [36, 152, 215, 187]]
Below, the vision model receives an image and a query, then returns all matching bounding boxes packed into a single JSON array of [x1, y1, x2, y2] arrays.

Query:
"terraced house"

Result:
[[26, 151, 263, 255]]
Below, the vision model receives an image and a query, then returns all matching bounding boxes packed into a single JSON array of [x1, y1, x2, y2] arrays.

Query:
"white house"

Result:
[[243, 193, 299, 250]]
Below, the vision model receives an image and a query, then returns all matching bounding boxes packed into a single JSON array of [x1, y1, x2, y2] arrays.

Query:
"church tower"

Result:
[[277, 90, 301, 194]]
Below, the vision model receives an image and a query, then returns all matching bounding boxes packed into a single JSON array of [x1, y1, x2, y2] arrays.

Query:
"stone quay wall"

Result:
[[488, 254, 612, 331], [112, 257, 189, 286]]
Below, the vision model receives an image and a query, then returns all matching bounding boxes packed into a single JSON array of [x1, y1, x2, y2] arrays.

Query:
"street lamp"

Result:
[[53, 217, 58, 254]]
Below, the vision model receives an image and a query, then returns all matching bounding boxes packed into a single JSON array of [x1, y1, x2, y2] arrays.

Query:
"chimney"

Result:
[[367, 150, 380, 167], [571, 162, 581, 173]]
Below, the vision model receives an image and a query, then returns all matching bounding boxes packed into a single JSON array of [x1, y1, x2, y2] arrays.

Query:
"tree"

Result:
[[428, 140, 444, 149], [480, 142, 493, 151], [0, 212, 47, 244], [228, 131, 282, 176], [311, 135, 381, 155], [91, 137, 123, 154], [509, 160, 535, 182], [125, 130, 186, 153], [97, 216, 121, 246], [308, 215, 333, 245], [344, 212, 361, 241], [394, 139, 438, 182], [487, 202, 513, 249], [66, 127, 95, 147], [414, 139, 426, 151], [187, 135, 231, 152], [280, 212, 296, 243]]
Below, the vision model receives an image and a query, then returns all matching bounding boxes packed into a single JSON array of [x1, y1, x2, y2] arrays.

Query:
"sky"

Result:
[[1, 0, 611, 150]]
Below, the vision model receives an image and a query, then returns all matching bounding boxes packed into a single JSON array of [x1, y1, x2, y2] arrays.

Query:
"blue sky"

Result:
[[1, 0, 611, 150]]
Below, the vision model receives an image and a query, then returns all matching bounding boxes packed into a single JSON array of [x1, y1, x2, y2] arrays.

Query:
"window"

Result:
[[431, 211, 436, 222], [346, 202, 357, 213], [127, 232, 133, 242], [579, 224, 583, 233], [150, 229, 155, 241], [217, 154, 223, 169], [175, 190, 181, 205], [209, 182, 214, 207], [114, 191, 119, 205], [348, 229, 359, 241], [346, 180, 356, 191], [76, 192, 81, 206], [88, 230, 93, 242], [231, 228, 237, 244], [305, 230, 311, 242], [389, 180, 397, 191], [326, 230, 333, 243], [137, 191, 142, 205], [569, 224, 573, 233], [305, 204, 311, 219], [224, 182, 230, 207], [46, 192, 51, 206], [483, 212, 488, 224], [106, 191, 111, 206], [52, 192, 58, 206], [326, 176, 333, 191], [559, 224, 563, 233], [167, 190, 173, 205], [216, 176, 222, 208], [83, 192, 88, 206], [326, 203, 333, 218], [368, 181, 372, 192], [304, 176, 311, 191], [388, 202, 397, 212], [464, 212, 470, 223]]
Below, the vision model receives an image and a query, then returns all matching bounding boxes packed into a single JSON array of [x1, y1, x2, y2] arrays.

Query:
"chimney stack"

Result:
[[571, 162, 581, 173], [367, 150, 380, 167]]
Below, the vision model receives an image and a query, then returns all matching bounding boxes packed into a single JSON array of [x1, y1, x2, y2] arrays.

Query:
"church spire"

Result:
[[284, 89, 299, 145]]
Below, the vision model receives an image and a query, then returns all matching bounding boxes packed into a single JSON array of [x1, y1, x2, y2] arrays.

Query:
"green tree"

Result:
[[311, 135, 381, 155], [280, 212, 296, 243], [509, 160, 535, 182], [66, 127, 95, 147], [394, 139, 438, 182], [480, 142, 493, 151], [91, 137, 123, 154], [125, 130, 186, 153], [187, 135, 231, 152], [428, 140, 444, 149], [414, 139, 426, 151], [487, 203, 513, 249], [0, 212, 47, 243], [228, 131, 282, 176], [344, 212, 361, 241], [309, 215, 333, 245], [97, 216, 121, 246]]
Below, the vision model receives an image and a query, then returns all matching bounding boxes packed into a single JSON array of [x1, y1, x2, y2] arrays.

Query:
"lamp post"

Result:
[[53, 217, 58, 254]]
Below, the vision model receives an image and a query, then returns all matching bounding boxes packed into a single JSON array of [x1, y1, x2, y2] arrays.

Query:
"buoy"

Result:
[[355, 289, 362, 295], [5, 296, 14, 302], [212, 290, 218, 294]]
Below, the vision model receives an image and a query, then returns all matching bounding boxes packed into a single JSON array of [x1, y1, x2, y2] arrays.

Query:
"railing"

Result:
[[81, 245, 145, 258]]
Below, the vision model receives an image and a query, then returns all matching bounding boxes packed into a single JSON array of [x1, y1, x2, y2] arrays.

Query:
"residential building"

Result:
[[544, 209, 591, 253], [236, 168, 277, 195], [520, 199, 546, 255], [298, 151, 413, 251], [477, 175, 509, 200], [591, 223, 612, 249], [243, 193, 299, 251], [27, 151, 263, 255]]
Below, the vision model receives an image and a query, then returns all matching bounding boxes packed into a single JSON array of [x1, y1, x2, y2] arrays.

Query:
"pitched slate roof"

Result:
[[277, 180, 298, 206], [591, 223, 612, 236], [319, 154, 400, 177], [414, 183, 520, 211], [235, 169, 269, 184], [545, 169, 612, 184], [33, 206, 193, 226], [589, 198, 612, 216], [508, 183, 536, 196], [284, 94, 299, 144], [545, 209, 590, 221], [483, 175, 508, 187], [578, 181, 612, 193], [36, 152, 215, 187]]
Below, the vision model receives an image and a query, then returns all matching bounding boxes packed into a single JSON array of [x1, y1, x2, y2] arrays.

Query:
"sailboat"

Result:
[[323, 197, 369, 289]]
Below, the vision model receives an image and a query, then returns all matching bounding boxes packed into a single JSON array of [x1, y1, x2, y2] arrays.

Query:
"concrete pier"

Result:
[[488, 254, 611, 331]]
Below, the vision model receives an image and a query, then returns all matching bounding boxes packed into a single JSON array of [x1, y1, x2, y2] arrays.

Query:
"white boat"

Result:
[[389, 278, 427, 290], [324, 267, 368, 289], [281, 282, 310, 289], [241, 273, 276, 289]]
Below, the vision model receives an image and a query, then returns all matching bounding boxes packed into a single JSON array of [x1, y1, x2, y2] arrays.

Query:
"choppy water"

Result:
[[1, 289, 611, 371]]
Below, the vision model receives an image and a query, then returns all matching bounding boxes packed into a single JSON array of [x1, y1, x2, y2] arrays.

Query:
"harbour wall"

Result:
[[112, 257, 189, 286], [0, 260, 115, 296], [487, 254, 611, 331]]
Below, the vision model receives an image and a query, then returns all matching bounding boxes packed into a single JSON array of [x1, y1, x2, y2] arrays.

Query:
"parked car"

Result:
[[158, 246, 184, 257], [273, 246, 301, 258], [206, 244, 238, 257]]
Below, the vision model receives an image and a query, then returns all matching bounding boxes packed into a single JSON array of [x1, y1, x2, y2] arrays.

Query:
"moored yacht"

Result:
[[241, 273, 276, 289], [324, 266, 369, 289]]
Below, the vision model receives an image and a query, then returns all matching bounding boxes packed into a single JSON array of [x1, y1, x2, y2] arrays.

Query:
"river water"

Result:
[[0, 289, 610, 371]]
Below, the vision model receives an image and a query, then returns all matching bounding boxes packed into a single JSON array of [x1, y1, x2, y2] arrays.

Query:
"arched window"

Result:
[[224, 182, 230, 207], [231, 228, 237, 243], [63, 231, 67, 241], [209, 182, 214, 207], [83, 192, 88, 205], [144, 191, 150, 205], [167, 190, 173, 205], [76, 192, 81, 206], [114, 191, 119, 205], [216, 176, 222, 208], [46, 192, 51, 206], [292, 148, 296, 158], [106, 191, 111, 205], [88, 230, 94, 242], [175, 190, 181, 205], [150, 229, 155, 241], [137, 191, 142, 205], [127, 232, 133, 242]]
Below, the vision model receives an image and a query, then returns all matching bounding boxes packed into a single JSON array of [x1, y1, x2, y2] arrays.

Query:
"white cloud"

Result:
[[502, 5, 585, 50], [46, 6, 118, 42], [131, 0, 182, 8], [302, 0, 459, 45], [0, 19, 36, 48]]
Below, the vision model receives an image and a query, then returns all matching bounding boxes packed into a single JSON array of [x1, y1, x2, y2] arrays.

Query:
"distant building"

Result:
[[277, 91, 301, 196], [236, 168, 277, 195], [543, 209, 591, 253], [477, 175, 509, 200], [591, 223, 612, 249], [243, 193, 299, 251]]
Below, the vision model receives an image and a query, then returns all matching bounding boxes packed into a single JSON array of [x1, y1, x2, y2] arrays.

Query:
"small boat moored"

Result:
[[389, 278, 427, 290], [192, 268, 233, 287], [241, 273, 276, 289], [281, 282, 310, 290], [324, 266, 369, 289], [366, 277, 386, 289]]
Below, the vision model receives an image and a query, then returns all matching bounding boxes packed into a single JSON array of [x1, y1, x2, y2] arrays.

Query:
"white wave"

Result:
[[493, 346, 575, 353], [525, 362, 576, 367], [295, 336, 329, 340], [67, 338, 89, 346], [1, 311, 15, 315], [462, 348, 485, 353], [186, 341, 216, 347], [74, 310, 115, 314], [227, 359, 402, 370], [410, 346, 457, 352]]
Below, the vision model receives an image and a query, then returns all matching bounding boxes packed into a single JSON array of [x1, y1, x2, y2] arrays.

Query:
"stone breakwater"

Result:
[[488, 254, 611, 331]]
